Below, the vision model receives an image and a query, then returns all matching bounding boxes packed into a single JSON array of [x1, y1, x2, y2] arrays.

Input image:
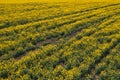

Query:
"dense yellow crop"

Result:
[[0, 0, 120, 80], [0, 0, 120, 3]]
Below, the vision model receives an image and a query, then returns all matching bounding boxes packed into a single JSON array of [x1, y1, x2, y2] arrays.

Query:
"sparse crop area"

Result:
[[0, 1, 120, 80]]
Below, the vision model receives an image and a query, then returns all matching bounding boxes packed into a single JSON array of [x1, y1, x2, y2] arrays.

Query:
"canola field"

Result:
[[0, 1, 120, 80]]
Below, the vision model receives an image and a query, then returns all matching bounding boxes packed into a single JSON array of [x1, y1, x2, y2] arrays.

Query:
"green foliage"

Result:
[[0, 1, 120, 80]]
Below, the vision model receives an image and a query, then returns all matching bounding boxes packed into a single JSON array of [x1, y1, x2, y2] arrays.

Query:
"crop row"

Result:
[[0, 11, 120, 79], [1, 4, 120, 60], [0, 2, 108, 29]]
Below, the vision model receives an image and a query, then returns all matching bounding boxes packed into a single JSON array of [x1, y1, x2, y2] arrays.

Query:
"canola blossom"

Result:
[[0, 0, 120, 80]]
